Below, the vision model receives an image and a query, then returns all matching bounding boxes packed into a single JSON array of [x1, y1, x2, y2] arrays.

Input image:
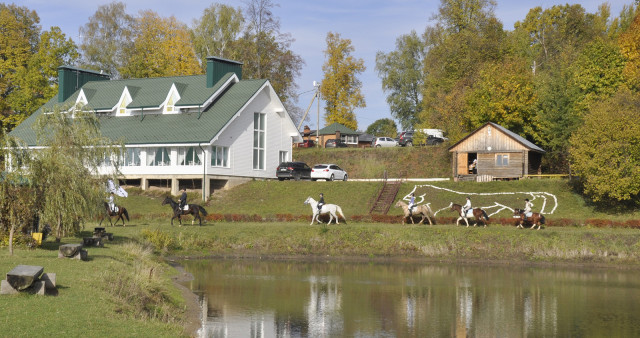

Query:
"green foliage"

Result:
[[365, 118, 398, 138], [29, 109, 122, 240], [320, 32, 366, 131], [618, 12, 640, 91], [375, 31, 425, 130], [141, 229, 178, 252], [569, 88, 640, 204], [190, 3, 244, 71], [78, 2, 135, 79]]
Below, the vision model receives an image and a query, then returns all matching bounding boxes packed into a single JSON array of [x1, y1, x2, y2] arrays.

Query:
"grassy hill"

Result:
[[123, 179, 640, 224], [292, 145, 451, 179]]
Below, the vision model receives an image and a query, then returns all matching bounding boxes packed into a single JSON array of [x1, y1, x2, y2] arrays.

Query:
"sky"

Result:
[[21, 0, 631, 132]]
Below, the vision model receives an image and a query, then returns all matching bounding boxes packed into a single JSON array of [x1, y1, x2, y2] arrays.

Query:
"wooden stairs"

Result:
[[369, 174, 402, 215]]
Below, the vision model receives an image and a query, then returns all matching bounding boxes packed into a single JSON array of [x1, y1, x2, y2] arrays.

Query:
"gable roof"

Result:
[[449, 122, 545, 153], [9, 73, 269, 145], [315, 122, 358, 136]]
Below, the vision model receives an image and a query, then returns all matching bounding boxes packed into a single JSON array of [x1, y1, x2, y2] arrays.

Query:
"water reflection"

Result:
[[180, 260, 640, 337]]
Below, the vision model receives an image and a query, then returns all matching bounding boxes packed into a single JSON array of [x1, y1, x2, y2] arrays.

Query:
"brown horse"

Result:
[[449, 203, 489, 227], [162, 197, 208, 226], [395, 201, 434, 225], [100, 202, 129, 226], [513, 208, 545, 230]]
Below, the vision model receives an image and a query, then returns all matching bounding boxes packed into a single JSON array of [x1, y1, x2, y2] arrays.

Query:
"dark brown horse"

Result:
[[162, 197, 208, 226], [450, 203, 489, 227], [100, 202, 130, 226], [513, 208, 545, 230]]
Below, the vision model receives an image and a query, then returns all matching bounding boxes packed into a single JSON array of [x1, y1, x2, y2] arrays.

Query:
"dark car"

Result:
[[276, 162, 312, 181], [398, 131, 445, 146], [325, 139, 348, 148], [297, 139, 315, 148]]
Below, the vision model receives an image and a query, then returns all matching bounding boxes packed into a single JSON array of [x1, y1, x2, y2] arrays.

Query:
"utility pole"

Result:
[[296, 82, 321, 147]]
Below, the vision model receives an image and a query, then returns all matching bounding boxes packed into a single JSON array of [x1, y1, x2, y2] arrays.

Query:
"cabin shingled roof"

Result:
[[448, 122, 545, 153]]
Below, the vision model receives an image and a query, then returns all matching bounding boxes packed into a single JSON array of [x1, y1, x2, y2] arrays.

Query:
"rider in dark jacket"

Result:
[[318, 193, 325, 211], [178, 188, 187, 213]]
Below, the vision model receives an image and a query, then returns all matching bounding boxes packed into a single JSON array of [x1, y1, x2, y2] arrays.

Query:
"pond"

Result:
[[179, 259, 640, 337]]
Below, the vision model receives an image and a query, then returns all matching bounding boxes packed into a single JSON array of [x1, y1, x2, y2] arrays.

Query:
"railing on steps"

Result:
[[368, 171, 403, 215]]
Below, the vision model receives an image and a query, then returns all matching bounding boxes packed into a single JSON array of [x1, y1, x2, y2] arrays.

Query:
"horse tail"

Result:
[[199, 205, 208, 216], [123, 208, 129, 221], [337, 206, 347, 224], [540, 215, 546, 224]]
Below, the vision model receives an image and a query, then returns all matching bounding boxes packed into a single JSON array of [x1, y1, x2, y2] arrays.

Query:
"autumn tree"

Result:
[[29, 108, 121, 241], [618, 12, 640, 91], [366, 118, 398, 138], [121, 10, 201, 78], [569, 88, 640, 205], [190, 3, 244, 71], [78, 1, 135, 79], [320, 32, 365, 131], [228, 0, 304, 116], [0, 4, 40, 128], [375, 31, 425, 130]]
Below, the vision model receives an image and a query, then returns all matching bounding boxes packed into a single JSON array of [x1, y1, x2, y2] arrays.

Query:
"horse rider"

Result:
[[524, 198, 534, 219], [178, 188, 187, 213], [408, 193, 415, 216], [462, 196, 472, 217], [107, 192, 115, 213], [318, 193, 325, 211]]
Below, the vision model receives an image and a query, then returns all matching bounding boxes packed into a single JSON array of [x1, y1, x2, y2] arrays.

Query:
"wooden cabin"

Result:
[[448, 122, 545, 181]]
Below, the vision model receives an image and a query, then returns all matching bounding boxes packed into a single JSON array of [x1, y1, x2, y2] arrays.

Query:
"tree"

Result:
[[121, 10, 201, 78], [618, 12, 640, 91], [29, 108, 121, 241], [569, 88, 640, 204], [465, 57, 536, 136], [366, 119, 398, 138], [320, 32, 365, 131], [0, 4, 40, 127], [190, 4, 244, 71], [6, 27, 78, 129], [228, 0, 304, 109], [78, 1, 135, 79], [375, 31, 425, 130]]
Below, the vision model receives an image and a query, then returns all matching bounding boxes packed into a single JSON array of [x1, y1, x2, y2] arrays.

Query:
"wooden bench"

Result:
[[58, 243, 88, 261], [1, 265, 57, 295], [83, 237, 103, 247], [93, 227, 113, 241]]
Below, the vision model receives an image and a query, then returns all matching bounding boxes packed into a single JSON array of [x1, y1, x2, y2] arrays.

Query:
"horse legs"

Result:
[[333, 211, 339, 225]]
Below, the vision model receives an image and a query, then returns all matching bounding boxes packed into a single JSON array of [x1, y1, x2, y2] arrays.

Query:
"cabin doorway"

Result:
[[468, 153, 478, 174]]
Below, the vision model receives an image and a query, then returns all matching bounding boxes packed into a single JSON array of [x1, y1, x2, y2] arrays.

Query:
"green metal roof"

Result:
[[316, 122, 358, 135], [9, 74, 267, 145]]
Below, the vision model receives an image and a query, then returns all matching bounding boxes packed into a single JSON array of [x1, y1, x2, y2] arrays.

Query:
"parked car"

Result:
[[311, 164, 348, 181], [276, 162, 312, 181], [297, 139, 315, 148], [325, 139, 348, 148], [398, 131, 445, 146], [371, 137, 398, 148]]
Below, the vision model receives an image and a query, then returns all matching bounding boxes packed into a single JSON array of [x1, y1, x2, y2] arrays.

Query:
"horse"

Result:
[[100, 202, 130, 226], [304, 196, 346, 225], [395, 201, 434, 225], [162, 196, 208, 226], [449, 203, 490, 227], [513, 208, 545, 230]]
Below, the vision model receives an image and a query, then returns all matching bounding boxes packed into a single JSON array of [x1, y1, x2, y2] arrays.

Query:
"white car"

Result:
[[311, 164, 348, 181], [371, 137, 398, 148]]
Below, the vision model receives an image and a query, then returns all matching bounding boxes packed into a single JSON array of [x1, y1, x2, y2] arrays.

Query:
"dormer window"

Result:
[[119, 99, 127, 115]]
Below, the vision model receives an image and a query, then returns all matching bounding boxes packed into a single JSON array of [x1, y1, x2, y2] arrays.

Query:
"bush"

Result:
[[141, 229, 177, 251]]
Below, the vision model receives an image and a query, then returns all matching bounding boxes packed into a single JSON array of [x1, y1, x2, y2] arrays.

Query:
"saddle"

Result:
[[461, 209, 474, 218]]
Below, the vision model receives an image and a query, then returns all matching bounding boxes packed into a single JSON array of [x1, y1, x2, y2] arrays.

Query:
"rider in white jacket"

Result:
[[462, 196, 472, 216]]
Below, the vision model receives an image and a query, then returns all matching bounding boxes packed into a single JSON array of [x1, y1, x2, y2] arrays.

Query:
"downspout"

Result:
[[140, 107, 144, 121], [197, 105, 202, 119], [198, 142, 206, 201]]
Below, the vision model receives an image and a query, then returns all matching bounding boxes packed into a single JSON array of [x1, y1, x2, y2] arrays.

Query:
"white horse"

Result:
[[304, 196, 346, 225]]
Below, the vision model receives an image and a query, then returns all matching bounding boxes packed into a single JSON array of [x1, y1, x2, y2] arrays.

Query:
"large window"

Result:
[[147, 147, 171, 166], [211, 146, 229, 167], [340, 134, 358, 144], [253, 113, 265, 170], [122, 148, 141, 166], [496, 154, 509, 167], [178, 147, 202, 166]]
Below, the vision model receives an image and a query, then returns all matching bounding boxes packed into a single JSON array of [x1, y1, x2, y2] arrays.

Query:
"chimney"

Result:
[[58, 66, 110, 103], [206, 56, 243, 88]]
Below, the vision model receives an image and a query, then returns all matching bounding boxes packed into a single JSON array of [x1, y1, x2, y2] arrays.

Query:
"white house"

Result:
[[9, 57, 302, 200]]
